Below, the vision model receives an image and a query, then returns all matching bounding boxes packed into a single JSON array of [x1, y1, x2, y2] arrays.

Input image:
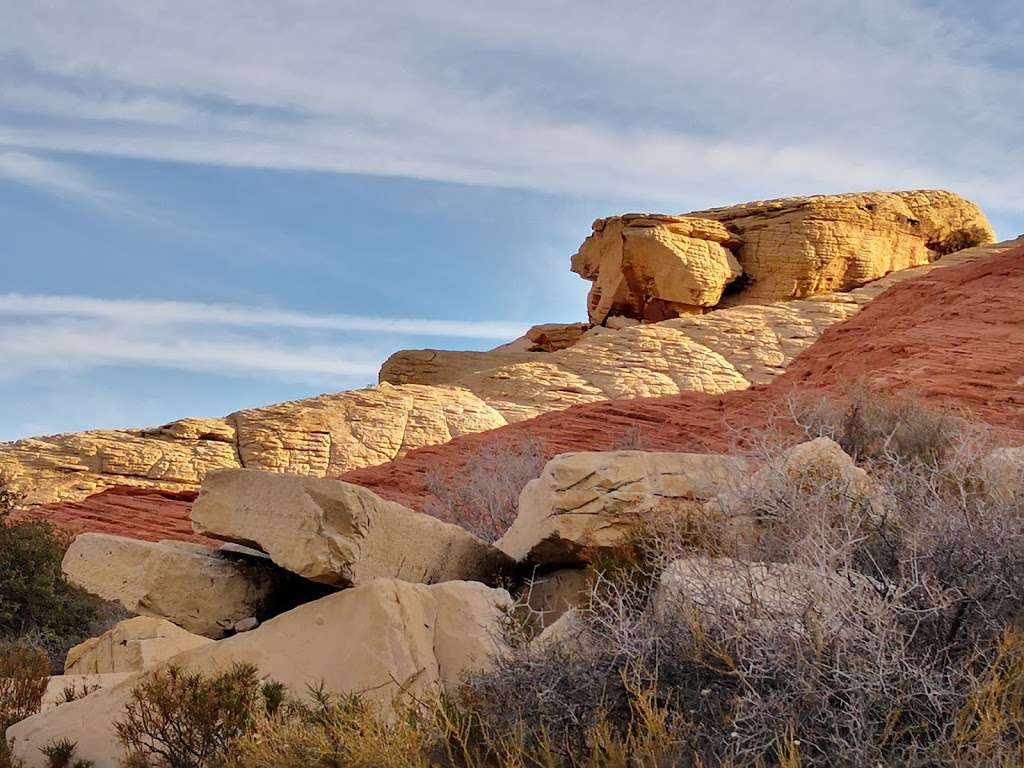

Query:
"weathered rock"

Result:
[[572, 215, 743, 324], [0, 384, 506, 507], [498, 451, 746, 565], [61, 533, 287, 638], [742, 436, 884, 511], [64, 617, 212, 675], [7, 579, 511, 768], [191, 469, 510, 586], [8, 234, 1016, 539], [689, 189, 993, 305], [233, 616, 259, 633]]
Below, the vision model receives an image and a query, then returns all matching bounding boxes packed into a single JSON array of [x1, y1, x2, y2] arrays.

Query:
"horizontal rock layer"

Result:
[[342, 239, 1024, 513], [9, 239, 1020, 540]]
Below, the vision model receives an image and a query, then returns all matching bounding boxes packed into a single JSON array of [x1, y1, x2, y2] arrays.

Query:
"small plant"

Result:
[[114, 663, 271, 768], [423, 437, 546, 542], [39, 738, 92, 768]]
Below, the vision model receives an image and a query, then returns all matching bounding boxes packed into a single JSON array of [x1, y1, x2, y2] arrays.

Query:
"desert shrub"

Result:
[[457, 397, 1024, 766], [424, 437, 546, 542], [39, 738, 92, 768], [0, 475, 102, 670], [787, 386, 963, 467], [932, 225, 992, 256], [114, 663, 279, 768], [220, 681, 688, 768], [0, 642, 50, 768]]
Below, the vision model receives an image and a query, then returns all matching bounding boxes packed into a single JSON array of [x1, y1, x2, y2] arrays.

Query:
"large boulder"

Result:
[[572, 215, 743, 324], [191, 469, 510, 586], [571, 190, 993, 324], [61, 533, 289, 638], [7, 579, 511, 768], [498, 451, 746, 565], [64, 617, 212, 675], [689, 189, 993, 304]]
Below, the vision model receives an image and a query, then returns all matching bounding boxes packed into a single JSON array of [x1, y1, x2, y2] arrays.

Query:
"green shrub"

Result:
[[39, 738, 92, 768], [114, 664, 277, 768], [0, 475, 101, 670], [932, 225, 992, 256]]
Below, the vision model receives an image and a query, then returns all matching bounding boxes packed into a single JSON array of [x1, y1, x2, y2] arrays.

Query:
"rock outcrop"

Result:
[[191, 469, 509, 586], [570, 189, 993, 324], [498, 451, 744, 565], [61, 534, 291, 638], [64, 617, 212, 675], [7, 579, 511, 768], [342, 238, 1024, 514], [7, 228, 1015, 541], [1, 384, 505, 508], [572, 215, 743, 323]]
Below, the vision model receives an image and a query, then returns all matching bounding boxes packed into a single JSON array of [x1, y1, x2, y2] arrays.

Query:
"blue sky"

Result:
[[1, 1, 1021, 441]]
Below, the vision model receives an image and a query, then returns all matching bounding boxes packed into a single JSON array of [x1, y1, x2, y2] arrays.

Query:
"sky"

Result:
[[1, 1, 1022, 441]]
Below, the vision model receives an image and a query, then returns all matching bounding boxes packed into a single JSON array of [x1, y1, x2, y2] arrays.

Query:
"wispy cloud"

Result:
[[0, 294, 528, 383], [0, 294, 529, 340], [0, 149, 123, 205], [0, 320, 382, 380], [0, 2, 1020, 216]]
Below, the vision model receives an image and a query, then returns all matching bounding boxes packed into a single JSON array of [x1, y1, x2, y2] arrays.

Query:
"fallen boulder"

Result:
[[7, 579, 511, 767], [191, 469, 510, 586], [61, 533, 290, 638], [64, 616, 212, 675], [498, 451, 745, 565]]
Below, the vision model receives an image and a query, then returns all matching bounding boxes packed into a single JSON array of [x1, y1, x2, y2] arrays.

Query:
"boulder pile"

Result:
[[8, 428, 1024, 766]]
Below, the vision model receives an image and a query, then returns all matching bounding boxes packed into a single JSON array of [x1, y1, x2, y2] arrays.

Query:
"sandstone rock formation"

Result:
[[61, 534, 289, 637], [64, 617, 212, 675], [571, 214, 743, 323], [0, 383, 505, 507], [343, 238, 1024, 515], [498, 451, 744, 565], [8, 232, 1016, 540], [7, 579, 511, 768], [569, 189, 994, 325], [191, 469, 509, 586]]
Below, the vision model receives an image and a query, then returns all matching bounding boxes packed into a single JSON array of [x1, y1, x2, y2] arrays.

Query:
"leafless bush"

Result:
[[787, 386, 964, 467], [0, 642, 50, 768], [460, 396, 1024, 766], [424, 437, 547, 542]]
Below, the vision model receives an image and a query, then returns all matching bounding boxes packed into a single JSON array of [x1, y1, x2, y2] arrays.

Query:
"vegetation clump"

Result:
[[0, 475, 102, 670]]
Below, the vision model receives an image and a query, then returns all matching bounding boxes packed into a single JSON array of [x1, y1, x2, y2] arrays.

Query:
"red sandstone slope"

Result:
[[342, 244, 1024, 512], [30, 487, 210, 544], [25, 244, 1024, 538]]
